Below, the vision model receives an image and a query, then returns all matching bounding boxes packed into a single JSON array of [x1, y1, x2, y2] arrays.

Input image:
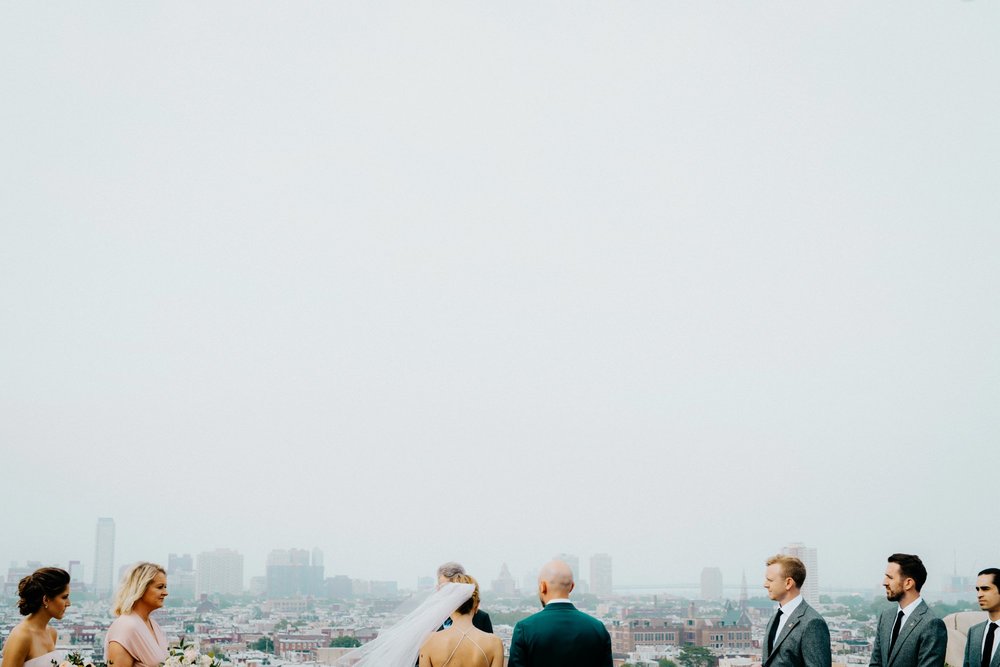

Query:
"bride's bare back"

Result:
[[418, 624, 503, 667]]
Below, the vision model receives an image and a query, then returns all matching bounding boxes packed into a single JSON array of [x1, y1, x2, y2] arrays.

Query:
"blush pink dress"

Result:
[[104, 614, 168, 667]]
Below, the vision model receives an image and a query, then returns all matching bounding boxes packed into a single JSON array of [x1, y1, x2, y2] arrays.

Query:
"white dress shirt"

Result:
[[896, 596, 924, 631], [774, 594, 804, 639]]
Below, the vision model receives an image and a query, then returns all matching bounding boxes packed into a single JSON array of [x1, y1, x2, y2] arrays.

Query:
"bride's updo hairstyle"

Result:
[[17, 567, 70, 616], [113, 562, 166, 616], [451, 574, 480, 616]]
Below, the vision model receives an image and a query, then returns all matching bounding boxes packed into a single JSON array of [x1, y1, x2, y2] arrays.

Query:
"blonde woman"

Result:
[[0, 568, 71, 667], [105, 563, 169, 667], [418, 575, 503, 667]]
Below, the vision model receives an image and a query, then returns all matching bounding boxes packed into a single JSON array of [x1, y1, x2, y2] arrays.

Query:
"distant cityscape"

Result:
[[0, 518, 986, 667]]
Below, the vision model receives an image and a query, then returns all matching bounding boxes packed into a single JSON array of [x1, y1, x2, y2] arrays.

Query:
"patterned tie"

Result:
[[983, 622, 998, 667], [888, 610, 905, 656], [767, 609, 783, 655]]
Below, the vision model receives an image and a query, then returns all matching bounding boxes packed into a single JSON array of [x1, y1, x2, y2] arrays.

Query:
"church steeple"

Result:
[[739, 569, 748, 609]]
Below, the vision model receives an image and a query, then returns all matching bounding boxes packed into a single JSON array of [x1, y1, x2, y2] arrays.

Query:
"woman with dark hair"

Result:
[[0, 567, 71, 667]]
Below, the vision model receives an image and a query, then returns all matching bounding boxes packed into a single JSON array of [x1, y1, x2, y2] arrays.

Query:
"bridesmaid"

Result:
[[105, 563, 169, 667], [0, 567, 71, 667]]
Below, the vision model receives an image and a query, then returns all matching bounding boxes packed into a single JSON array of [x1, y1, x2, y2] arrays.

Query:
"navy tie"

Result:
[[888, 610, 904, 656], [983, 622, 998, 667], [767, 609, 783, 655]]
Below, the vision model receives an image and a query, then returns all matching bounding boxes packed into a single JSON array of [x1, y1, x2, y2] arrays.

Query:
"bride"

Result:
[[335, 577, 499, 667], [0, 568, 71, 667]]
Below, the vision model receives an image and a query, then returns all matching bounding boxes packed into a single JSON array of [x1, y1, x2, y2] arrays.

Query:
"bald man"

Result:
[[507, 560, 612, 667]]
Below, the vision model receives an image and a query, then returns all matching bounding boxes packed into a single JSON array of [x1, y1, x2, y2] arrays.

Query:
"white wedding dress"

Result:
[[23, 651, 65, 667], [334, 582, 474, 667]]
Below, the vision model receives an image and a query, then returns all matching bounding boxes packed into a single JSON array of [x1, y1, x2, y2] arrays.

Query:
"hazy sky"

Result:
[[1, 2, 997, 596]]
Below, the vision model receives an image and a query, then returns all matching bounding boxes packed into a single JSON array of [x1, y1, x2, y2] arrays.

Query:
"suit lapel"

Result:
[[763, 612, 779, 664], [968, 623, 983, 665], [888, 603, 926, 667], [990, 624, 1000, 667], [770, 603, 808, 657], [880, 607, 895, 667]]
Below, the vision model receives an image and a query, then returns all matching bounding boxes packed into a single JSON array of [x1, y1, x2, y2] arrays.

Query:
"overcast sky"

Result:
[[1, 2, 997, 597]]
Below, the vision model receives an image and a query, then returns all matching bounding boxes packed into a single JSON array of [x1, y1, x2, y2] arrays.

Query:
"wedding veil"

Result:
[[333, 582, 475, 667]]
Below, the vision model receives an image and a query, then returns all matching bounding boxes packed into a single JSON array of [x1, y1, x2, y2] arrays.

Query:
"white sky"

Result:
[[1, 2, 998, 596]]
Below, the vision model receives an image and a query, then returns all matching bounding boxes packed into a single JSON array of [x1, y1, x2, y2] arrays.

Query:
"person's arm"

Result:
[[962, 627, 976, 667], [488, 636, 504, 667], [106, 642, 136, 667], [507, 623, 528, 667], [801, 618, 832, 667], [915, 618, 948, 667], [0, 629, 30, 667], [601, 625, 613, 667]]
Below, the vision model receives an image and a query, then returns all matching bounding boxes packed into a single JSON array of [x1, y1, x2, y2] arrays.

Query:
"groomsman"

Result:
[[762, 554, 831, 667], [963, 568, 1000, 667], [508, 560, 612, 667], [869, 553, 947, 667]]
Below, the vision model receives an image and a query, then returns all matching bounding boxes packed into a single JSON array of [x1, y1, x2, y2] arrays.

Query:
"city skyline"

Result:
[[2, 526, 988, 598]]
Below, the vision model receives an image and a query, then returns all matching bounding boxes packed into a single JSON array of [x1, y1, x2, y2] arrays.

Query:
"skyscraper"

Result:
[[266, 548, 324, 598], [782, 542, 819, 605], [590, 554, 613, 596], [700, 567, 723, 600], [68, 560, 84, 593], [93, 518, 115, 598], [196, 548, 244, 596]]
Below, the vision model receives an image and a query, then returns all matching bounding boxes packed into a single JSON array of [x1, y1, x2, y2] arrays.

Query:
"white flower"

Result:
[[199, 655, 212, 667], [59, 661, 72, 667], [183, 648, 198, 665]]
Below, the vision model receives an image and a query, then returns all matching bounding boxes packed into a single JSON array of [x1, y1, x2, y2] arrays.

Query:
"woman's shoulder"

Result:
[[108, 613, 142, 635], [2, 623, 31, 654]]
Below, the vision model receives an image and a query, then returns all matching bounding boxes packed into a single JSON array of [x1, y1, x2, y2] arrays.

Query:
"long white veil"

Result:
[[333, 582, 474, 667]]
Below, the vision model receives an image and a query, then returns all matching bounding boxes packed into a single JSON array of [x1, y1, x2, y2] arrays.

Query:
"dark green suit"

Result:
[[508, 601, 612, 667]]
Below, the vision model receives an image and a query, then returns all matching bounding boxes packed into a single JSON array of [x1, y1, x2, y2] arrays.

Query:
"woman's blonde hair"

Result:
[[112, 562, 166, 616], [451, 573, 480, 615]]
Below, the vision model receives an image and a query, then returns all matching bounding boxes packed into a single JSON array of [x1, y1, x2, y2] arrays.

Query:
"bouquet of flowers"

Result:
[[53, 651, 106, 667], [164, 639, 222, 667]]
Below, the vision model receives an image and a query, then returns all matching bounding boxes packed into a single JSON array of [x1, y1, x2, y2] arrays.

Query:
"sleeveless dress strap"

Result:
[[440, 629, 490, 667]]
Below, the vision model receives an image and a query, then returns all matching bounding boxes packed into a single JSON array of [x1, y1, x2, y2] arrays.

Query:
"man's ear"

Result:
[[539, 581, 548, 596]]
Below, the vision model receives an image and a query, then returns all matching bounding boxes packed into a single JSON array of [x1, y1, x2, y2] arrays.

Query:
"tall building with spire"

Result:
[[492, 563, 518, 596], [782, 542, 819, 605], [739, 570, 748, 608], [93, 518, 115, 598]]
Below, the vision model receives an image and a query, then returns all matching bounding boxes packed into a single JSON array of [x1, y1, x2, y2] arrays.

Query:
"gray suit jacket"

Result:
[[869, 601, 947, 667], [762, 601, 832, 667], [962, 620, 1000, 667]]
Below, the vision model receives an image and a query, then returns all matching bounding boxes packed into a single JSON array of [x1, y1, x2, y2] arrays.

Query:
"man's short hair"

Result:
[[888, 554, 928, 592], [437, 561, 466, 580], [766, 555, 807, 588], [978, 568, 1000, 588]]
